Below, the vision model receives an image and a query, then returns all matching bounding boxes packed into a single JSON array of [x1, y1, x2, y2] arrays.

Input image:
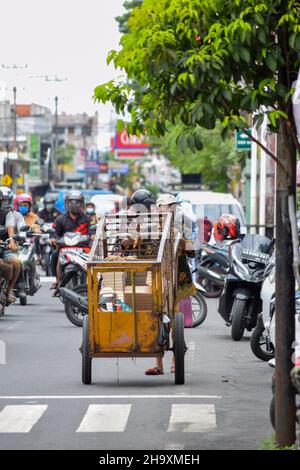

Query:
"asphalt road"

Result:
[[0, 280, 274, 450]]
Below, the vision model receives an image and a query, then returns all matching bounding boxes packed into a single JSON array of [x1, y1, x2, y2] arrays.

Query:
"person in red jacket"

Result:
[[51, 191, 91, 290]]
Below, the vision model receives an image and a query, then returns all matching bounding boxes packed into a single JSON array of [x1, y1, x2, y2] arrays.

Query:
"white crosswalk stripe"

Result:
[[167, 404, 217, 433], [0, 403, 218, 434], [0, 405, 48, 433], [76, 404, 132, 433]]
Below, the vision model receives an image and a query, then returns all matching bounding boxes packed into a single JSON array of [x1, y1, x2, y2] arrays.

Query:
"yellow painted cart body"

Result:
[[82, 212, 185, 384]]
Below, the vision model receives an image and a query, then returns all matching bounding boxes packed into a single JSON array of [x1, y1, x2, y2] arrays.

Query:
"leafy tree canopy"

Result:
[[115, 1, 144, 33], [95, 0, 300, 159], [56, 144, 76, 166], [149, 122, 245, 192]]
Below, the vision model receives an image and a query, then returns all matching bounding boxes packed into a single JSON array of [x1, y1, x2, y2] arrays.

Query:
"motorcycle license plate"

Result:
[[60, 248, 86, 254], [241, 249, 270, 264]]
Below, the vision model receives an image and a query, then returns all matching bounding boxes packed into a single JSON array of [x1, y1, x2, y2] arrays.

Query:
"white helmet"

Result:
[[156, 193, 177, 207]]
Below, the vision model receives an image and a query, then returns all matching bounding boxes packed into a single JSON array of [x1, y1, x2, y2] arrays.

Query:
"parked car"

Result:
[[176, 191, 246, 225], [91, 194, 125, 216], [176, 191, 246, 246]]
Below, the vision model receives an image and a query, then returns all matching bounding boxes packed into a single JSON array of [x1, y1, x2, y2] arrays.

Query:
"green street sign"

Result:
[[235, 129, 252, 151]]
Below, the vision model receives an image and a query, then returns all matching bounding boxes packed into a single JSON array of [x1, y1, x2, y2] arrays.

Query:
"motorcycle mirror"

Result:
[[13, 234, 26, 242], [19, 225, 30, 232], [266, 238, 276, 254]]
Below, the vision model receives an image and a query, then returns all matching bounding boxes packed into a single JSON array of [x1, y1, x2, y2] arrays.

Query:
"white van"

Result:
[[176, 191, 246, 226]]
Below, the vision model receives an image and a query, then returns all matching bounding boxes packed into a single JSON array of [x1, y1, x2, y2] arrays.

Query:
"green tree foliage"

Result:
[[115, 1, 144, 33], [56, 144, 76, 167], [95, 0, 300, 166], [150, 123, 245, 192]]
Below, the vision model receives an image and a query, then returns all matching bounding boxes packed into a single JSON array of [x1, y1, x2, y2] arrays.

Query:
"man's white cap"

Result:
[[156, 193, 177, 207]]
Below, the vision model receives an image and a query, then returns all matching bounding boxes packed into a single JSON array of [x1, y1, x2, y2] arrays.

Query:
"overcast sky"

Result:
[[0, 0, 125, 125]]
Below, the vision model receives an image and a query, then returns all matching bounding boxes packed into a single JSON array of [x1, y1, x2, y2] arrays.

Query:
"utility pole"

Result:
[[53, 95, 58, 182], [13, 86, 17, 151]]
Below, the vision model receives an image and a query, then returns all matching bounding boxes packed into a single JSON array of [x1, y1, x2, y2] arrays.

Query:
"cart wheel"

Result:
[[82, 315, 92, 384], [174, 311, 185, 385]]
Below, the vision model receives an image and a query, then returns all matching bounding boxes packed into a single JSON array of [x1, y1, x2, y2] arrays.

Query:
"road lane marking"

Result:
[[0, 394, 222, 400], [167, 404, 217, 433], [186, 341, 196, 362], [76, 404, 131, 432], [0, 405, 48, 433], [4, 321, 25, 331]]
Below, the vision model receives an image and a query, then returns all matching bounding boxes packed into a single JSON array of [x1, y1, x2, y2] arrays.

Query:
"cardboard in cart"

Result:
[[125, 271, 152, 287], [124, 285, 153, 310]]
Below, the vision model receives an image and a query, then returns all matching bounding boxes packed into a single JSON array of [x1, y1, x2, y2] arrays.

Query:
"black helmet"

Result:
[[64, 190, 85, 215], [130, 189, 156, 209], [43, 194, 57, 211]]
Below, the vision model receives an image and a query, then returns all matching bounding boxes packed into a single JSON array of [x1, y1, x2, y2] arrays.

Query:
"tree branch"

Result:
[[241, 127, 288, 176]]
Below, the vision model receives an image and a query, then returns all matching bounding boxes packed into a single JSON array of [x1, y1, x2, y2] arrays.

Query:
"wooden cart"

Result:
[[82, 211, 185, 384]]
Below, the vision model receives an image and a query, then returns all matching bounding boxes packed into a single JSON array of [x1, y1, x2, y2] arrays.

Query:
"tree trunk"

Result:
[[275, 123, 296, 447]]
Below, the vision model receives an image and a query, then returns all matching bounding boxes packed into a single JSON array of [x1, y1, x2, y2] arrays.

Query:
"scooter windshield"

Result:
[[235, 234, 274, 261]]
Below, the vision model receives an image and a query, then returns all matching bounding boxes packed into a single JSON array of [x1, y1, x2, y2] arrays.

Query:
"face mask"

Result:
[[18, 206, 29, 215], [86, 208, 95, 215], [45, 204, 54, 211]]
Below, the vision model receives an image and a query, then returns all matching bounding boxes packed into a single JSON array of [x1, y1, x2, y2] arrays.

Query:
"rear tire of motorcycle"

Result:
[[250, 326, 275, 361], [19, 294, 27, 306], [82, 315, 92, 385], [231, 298, 246, 341], [45, 254, 52, 277], [174, 312, 185, 385], [0, 301, 5, 316], [192, 292, 208, 328], [64, 284, 87, 327]]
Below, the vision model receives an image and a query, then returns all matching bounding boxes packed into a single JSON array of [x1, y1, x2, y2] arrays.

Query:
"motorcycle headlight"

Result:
[[64, 235, 80, 246]]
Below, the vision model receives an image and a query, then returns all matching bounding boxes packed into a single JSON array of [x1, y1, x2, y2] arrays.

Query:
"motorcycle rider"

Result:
[[14, 193, 40, 232], [0, 187, 26, 233], [51, 191, 92, 289], [14, 193, 40, 295], [85, 202, 98, 225], [0, 188, 24, 303], [38, 194, 61, 223]]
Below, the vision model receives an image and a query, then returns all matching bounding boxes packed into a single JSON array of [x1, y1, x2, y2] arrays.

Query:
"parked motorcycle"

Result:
[[194, 243, 230, 298], [250, 256, 275, 361], [218, 234, 275, 341]]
